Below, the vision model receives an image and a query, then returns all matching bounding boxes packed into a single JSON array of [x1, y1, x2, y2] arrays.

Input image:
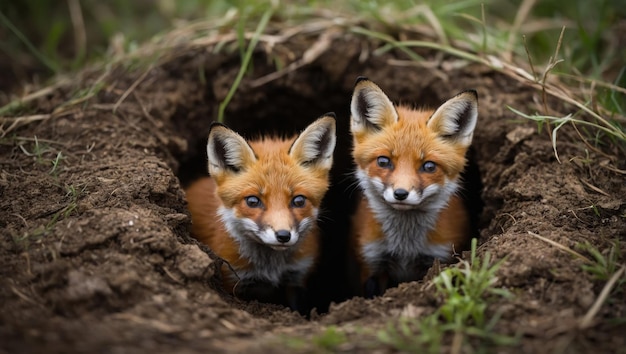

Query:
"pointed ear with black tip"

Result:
[[289, 113, 337, 171], [427, 90, 478, 148], [206, 123, 257, 176], [350, 77, 398, 135]]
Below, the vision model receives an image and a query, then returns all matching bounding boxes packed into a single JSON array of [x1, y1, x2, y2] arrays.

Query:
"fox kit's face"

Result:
[[207, 116, 336, 251], [350, 78, 477, 212]]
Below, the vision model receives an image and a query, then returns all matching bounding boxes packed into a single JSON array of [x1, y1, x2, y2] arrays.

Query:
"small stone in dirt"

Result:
[[176, 244, 214, 279], [65, 270, 113, 301], [399, 303, 426, 318], [506, 126, 535, 144], [164, 213, 189, 225]]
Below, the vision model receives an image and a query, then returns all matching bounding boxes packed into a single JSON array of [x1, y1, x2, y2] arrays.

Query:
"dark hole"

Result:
[[174, 74, 484, 314]]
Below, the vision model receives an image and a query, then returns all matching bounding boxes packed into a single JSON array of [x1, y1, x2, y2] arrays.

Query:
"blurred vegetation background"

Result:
[[1, 0, 624, 96]]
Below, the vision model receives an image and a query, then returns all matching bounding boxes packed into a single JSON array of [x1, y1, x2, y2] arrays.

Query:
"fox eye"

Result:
[[421, 161, 437, 173], [291, 195, 306, 208], [377, 156, 392, 169], [245, 196, 262, 208]]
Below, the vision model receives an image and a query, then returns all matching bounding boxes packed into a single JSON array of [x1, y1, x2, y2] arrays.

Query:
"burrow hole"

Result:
[[171, 67, 486, 314]]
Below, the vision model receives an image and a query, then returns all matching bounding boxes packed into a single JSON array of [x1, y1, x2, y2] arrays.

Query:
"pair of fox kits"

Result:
[[185, 77, 478, 310]]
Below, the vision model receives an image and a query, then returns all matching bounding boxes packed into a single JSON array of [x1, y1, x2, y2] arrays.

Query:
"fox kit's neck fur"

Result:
[[349, 77, 477, 295], [216, 205, 316, 286], [186, 115, 336, 308]]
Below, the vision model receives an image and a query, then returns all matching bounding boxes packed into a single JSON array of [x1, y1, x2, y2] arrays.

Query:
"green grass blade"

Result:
[[217, 6, 274, 123], [0, 10, 59, 73]]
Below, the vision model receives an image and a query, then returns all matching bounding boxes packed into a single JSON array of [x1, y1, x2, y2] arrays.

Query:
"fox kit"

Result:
[[349, 77, 478, 297], [185, 115, 336, 311]]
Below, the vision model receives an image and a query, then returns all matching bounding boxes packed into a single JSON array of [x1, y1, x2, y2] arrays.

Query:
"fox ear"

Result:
[[289, 113, 337, 170], [207, 123, 256, 175], [427, 90, 478, 147], [350, 77, 398, 135]]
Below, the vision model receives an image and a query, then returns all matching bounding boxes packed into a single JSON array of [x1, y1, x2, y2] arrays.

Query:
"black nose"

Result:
[[393, 188, 409, 201], [275, 230, 291, 243]]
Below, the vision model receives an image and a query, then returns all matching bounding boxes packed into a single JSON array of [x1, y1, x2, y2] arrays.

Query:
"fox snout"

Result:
[[380, 182, 442, 210], [256, 225, 301, 251], [392, 188, 409, 201], [275, 229, 292, 243], [257, 208, 300, 248]]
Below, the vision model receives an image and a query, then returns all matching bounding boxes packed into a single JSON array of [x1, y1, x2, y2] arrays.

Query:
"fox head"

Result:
[[207, 115, 336, 251], [350, 77, 478, 212]]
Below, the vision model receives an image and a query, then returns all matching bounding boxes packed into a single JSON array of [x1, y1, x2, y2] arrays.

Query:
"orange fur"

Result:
[[186, 173, 321, 293], [349, 77, 477, 295], [185, 116, 336, 309]]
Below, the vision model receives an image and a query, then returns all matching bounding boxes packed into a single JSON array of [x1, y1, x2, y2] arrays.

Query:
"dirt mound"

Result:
[[1, 29, 624, 353]]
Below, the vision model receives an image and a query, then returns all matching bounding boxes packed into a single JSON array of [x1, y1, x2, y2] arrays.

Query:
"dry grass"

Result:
[[3, 2, 623, 158]]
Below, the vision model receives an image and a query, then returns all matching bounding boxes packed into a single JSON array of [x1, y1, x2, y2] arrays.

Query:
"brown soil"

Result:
[[1, 31, 625, 354]]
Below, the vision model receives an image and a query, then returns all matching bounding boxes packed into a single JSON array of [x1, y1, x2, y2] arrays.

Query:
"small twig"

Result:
[[527, 231, 592, 264], [568, 209, 588, 224], [495, 212, 516, 231], [112, 313, 182, 333], [413, 5, 449, 47], [11, 286, 38, 305], [558, 73, 626, 96], [0, 115, 51, 138], [249, 28, 338, 88], [132, 91, 161, 128], [504, 0, 537, 62], [9, 136, 67, 146], [522, 35, 537, 81], [67, 0, 86, 63], [113, 66, 153, 114], [451, 329, 463, 354], [132, 91, 179, 164], [12, 213, 29, 228], [579, 265, 626, 329], [21, 252, 32, 276], [539, 26, 566, 141], [162, 266, 184, 285], [0, 84, 62, 115], [570, 121, 614, 160], [579, 178, 610, 197], [480, 4, 487, 55], [601, 164, 626, 175]]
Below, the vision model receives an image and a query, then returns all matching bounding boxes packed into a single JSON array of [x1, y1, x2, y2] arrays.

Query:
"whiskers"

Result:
[[340, 170, 362, 199], [315, 210, 333, 223]]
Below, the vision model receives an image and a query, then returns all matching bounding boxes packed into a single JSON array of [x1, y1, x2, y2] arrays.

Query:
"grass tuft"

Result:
[[16, 136, 68, 176], [509, 108, 626, 163], [577, 240, 624, 289], [312, 326, 348, 351], [378, 239, 517, 353], [377, 315, 443, 353]]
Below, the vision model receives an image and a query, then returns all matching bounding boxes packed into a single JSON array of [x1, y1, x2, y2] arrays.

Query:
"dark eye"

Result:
[[291, 195, 306, 208], [377, 156, 392, 169], [245, 196, 262, 208], [421, 161, 436, 173]]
